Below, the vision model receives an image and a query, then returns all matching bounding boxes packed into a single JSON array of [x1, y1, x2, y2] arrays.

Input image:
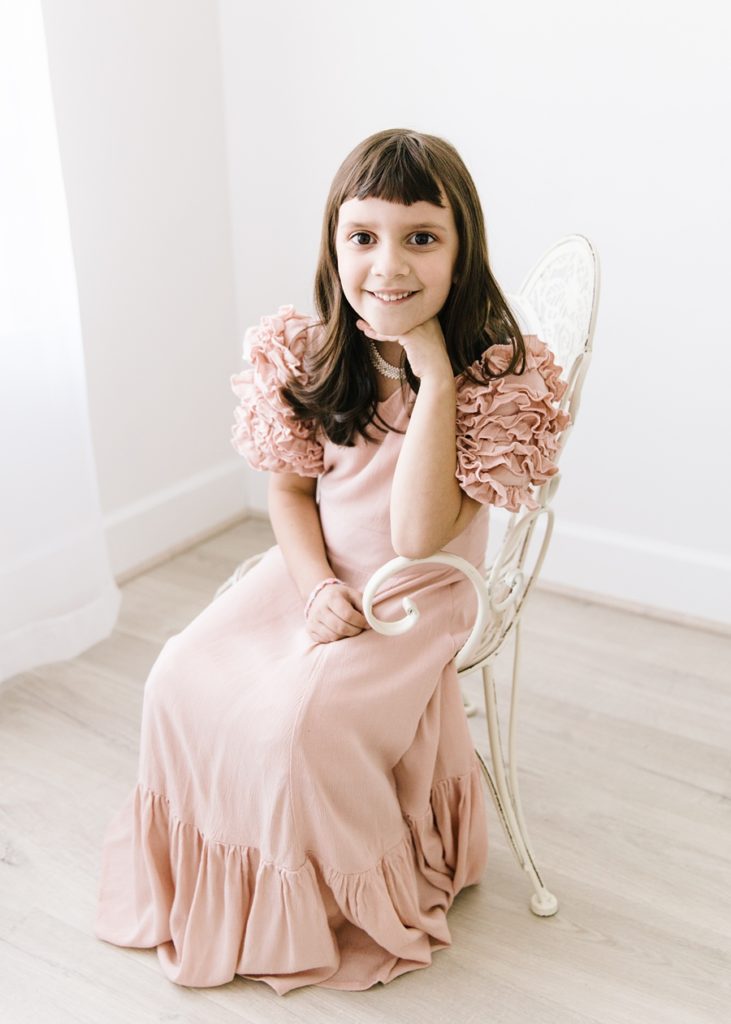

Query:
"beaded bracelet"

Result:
[[303, 577, 344, 620]]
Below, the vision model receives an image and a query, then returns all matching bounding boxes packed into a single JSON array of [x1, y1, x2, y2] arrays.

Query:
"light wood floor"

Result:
[[1, 516, 729, 1024]]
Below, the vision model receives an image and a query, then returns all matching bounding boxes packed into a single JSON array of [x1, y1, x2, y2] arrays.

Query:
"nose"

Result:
[[371, 240, 409, 279]]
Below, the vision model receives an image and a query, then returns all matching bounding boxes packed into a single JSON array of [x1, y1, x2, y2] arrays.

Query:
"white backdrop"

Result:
[[218, 0, 731, 625], [25, 0, 731, 639], [0, 1, 121, 687]]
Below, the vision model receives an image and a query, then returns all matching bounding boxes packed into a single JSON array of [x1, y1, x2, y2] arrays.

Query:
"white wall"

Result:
[[218, 0, 731, 625], [41, 0, 730, 626], [41, 0, 244, 576]]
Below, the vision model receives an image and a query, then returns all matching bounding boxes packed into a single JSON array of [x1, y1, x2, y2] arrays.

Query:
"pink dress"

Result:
[[94, 305, 569, 995]]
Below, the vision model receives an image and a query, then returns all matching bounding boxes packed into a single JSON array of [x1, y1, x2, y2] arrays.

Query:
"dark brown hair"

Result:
[[284, 128, 527, 445]]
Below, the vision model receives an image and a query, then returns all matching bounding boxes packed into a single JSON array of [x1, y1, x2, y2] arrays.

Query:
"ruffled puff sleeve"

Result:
[[455, 335, 572, 512], [229, 304, 325, 477]]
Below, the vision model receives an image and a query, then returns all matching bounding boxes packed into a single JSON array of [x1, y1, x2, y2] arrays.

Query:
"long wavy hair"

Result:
[[283, 128, 527, 446]]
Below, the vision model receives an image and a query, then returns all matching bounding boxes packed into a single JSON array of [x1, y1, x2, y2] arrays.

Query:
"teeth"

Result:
[[373, 291, 412, 301]]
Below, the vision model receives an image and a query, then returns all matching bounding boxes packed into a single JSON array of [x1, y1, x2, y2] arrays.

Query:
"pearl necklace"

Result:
[[368, 340, 406, 381]]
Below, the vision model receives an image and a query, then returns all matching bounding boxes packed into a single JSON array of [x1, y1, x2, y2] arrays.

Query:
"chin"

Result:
[[365, 302, 425, 330]]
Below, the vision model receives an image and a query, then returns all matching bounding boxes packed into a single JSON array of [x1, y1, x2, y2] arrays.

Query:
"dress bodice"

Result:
[[317, 389, 490, 587], [229, 303, 570, 589]]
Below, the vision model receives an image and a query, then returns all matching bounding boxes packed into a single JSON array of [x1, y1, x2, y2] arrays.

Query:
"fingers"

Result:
[[319, 607, 363, 638], [337, 589, 366, 626], [306, 613, 361, 643], [306, 620, 343, 644], [329, 590, 369, 631], [306, 585, 370, 642], [355, 318, 399, 343]]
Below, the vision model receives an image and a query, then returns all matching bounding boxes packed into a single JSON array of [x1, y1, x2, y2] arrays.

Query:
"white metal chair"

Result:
[[216, 234, 600, 917], [360, 235, 599, 916]]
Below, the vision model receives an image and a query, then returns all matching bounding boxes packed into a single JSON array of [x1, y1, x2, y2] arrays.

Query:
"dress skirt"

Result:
[[94, 389, 491, 995]]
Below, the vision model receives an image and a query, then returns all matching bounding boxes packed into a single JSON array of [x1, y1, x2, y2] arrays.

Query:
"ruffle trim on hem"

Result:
[[94, 760, 488, 995]]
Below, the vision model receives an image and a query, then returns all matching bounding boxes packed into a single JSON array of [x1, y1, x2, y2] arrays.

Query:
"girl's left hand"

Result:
[[355, 315, 453, 383]]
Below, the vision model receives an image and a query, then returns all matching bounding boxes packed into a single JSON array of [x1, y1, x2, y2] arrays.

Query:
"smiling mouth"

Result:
[[368, 290, 417, 304]]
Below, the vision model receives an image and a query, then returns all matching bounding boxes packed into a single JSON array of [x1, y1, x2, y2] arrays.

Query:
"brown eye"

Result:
[[351, 232, 373, 245], [411, 232, 436, 246]]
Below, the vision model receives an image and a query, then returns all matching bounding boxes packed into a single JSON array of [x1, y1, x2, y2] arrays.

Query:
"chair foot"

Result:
[[530, 890, 559, 917], [462, 695, 479, 716], [475, 651, 562, 918]]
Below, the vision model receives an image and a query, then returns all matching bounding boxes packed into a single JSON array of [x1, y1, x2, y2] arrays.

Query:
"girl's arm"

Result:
[[389, 376, 482, 558], [355, 314, 482, 559], [268, 473, 368, 641], [267, 473, 332, 599]]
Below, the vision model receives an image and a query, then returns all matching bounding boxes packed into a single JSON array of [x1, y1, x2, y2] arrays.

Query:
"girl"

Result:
[[94, 128, 570, 995]]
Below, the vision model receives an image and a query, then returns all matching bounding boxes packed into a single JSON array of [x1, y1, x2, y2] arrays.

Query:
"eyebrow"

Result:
[[340, 221, 447, 232]]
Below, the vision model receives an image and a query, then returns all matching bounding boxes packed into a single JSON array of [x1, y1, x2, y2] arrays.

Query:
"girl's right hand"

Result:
[[305, 583, 370, 643]]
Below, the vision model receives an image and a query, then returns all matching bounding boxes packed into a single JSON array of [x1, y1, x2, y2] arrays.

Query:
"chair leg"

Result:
[[475, 623, 558, 917]]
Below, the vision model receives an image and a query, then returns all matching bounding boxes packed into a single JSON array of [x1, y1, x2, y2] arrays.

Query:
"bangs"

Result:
[[342, 135, 446, 208], [300, 127, 526, 445]]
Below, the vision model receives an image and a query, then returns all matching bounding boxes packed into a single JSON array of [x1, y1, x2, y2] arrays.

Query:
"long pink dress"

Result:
[[94, 305, 569, 995]]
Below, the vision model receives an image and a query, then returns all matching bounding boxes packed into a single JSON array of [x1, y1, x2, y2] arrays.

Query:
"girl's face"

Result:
[[334, 194, 459, 336]]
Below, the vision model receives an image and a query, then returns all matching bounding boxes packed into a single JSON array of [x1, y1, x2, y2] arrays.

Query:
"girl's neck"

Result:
[[376, 377, 403, 402], [375, 338, 404, 365], [372, 339, 406, 401]]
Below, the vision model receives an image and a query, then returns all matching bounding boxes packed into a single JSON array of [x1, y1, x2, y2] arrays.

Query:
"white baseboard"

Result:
[[488, 507, 730, 630], [105, 463, 730, 631], [105, 459, 250, 581]]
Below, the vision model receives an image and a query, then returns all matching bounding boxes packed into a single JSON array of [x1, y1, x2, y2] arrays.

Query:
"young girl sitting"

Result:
[[94, 127, 570, 996]]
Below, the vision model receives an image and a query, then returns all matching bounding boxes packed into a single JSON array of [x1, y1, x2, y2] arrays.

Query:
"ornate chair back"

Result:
[[362, 233, 600, 675]]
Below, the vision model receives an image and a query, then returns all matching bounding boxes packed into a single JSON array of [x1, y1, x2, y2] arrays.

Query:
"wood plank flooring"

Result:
[[1, 515, 729, 1024]]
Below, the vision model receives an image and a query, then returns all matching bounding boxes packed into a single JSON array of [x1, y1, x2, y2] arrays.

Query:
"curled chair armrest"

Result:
[[362, 553, 490, 672]]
